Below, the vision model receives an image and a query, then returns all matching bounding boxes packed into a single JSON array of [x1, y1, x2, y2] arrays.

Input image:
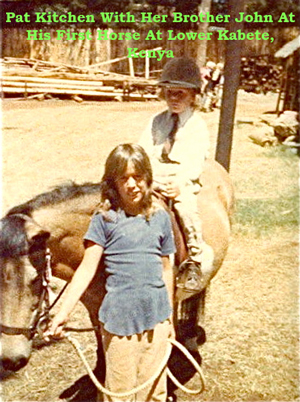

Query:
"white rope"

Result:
[[66, 334, 205, 398], [166, 339, 205, 395], [66, 334, 172, 398]]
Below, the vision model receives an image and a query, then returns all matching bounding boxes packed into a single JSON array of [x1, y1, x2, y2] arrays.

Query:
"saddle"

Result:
[[153, 191, 187, 263]]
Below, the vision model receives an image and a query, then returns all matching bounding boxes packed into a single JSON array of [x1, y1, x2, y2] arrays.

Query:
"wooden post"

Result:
[[145, 56, 150, 79], [215, 0, 245, 172], [128, 58, 135, 77], [196, 0, 212, 67]]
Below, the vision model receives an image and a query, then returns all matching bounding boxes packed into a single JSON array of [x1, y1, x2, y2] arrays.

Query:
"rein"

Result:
[[67, 334, 205, 397]]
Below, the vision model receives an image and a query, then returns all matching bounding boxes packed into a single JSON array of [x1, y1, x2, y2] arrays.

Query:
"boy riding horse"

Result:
[[140, 57, 214, 295]]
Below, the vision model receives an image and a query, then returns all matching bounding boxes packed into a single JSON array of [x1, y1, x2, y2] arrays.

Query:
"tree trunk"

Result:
[[215, 0, 245, 171], [196, 0, 212, 67]]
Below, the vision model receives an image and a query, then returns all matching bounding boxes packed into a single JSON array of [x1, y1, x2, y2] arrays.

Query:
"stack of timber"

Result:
[[240, 56, 283, 94], [1, 57, 159, 101]]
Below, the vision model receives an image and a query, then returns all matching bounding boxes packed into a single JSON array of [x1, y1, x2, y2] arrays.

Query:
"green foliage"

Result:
[[246, 0, 300, 23], [212, 0, 300, 27]]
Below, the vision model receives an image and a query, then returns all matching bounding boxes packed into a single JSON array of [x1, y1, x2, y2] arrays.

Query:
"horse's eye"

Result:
[[30, 274, 43, 295]]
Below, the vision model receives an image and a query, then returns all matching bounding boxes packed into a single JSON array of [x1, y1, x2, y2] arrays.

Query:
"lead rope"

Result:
[[66, 334, 205, 398], [38, 244, 205, 396]]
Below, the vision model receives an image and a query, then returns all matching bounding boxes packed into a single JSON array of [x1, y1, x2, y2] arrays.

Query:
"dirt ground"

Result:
[[1, 92, 299, 401]]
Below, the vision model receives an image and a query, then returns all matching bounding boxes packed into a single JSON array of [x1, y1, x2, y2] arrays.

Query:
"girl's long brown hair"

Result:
[[99, 143, 158, 219]]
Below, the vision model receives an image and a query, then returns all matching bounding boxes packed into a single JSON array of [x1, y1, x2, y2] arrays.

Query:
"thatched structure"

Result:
[[275, 35, 300, 113]]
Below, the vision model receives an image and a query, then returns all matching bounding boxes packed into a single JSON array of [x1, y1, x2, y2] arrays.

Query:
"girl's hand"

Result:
[[43, 243, 103, 342], [43, 313, 68, 341], [169, 324, 176, 340], [168, 317, 176, 340]]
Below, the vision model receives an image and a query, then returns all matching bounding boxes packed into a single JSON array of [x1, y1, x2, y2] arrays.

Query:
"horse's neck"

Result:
[[31, 192, 101, 276], [32, 192, 100, 235]]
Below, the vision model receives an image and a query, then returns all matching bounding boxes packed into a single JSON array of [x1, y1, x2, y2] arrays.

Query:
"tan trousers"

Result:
[[174, 183, 215, 284], [154, 175, 203, 258], [156, 177, 215, 279], [173, 185, 203, 259], [100, 320, 171, 402]]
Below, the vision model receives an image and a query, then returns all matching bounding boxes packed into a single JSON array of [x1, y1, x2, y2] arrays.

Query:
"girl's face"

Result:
[[116, 161, 147, 214], [164, 87, 195, 114]]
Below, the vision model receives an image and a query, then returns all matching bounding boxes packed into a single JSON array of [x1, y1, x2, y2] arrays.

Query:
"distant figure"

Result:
[[200, 60, 216, 95], [202, 61, 224, 112]]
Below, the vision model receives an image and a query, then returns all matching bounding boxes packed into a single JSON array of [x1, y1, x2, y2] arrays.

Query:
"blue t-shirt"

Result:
[[84, 208, 176, 336]]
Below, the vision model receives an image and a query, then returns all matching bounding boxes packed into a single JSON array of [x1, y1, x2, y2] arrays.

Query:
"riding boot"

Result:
[[187, 242, 214, 291], [174, 205, 214, 294], [176, 253, 212, 300]]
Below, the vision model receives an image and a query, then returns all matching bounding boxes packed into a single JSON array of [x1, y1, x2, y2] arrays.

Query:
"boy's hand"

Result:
[[162, 181, 180, 199]]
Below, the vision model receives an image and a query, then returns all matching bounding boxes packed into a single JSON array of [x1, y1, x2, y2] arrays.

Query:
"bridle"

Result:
[[0, 247, 54, 340], [0, 212, 95, 342]]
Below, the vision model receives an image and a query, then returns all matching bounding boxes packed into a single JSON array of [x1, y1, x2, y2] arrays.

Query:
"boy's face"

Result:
[[164, 87, 195, 114]]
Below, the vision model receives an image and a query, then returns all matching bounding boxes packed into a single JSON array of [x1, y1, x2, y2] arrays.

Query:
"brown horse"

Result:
[[0, 159, 234, 391]]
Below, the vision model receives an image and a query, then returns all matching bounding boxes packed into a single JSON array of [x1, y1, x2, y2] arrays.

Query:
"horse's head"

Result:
[[0, 214, 50, 372]]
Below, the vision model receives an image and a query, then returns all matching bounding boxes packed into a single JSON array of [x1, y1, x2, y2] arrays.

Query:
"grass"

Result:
[[234, 193, 299, 237], [232, 143, 299, 237], [262, 144, 300, 160]]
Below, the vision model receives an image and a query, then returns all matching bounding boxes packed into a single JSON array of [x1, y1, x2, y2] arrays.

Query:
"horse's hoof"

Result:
[[196, 325, 206, 345], [183, 325, 206, 349]]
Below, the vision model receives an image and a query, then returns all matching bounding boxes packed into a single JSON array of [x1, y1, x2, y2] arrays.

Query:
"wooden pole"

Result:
[[196, 0, 212, 67], [145, 56, 150, 79], [215, 0, 245, 171], [128, 57, 135, 77]]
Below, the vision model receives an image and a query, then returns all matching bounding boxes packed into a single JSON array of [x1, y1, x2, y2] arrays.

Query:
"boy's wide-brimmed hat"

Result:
[[158, 57, 201, 93]]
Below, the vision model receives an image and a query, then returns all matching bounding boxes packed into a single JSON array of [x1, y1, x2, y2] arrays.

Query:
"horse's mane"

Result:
[[0, 182, 101, 258], [7, 182, 102, 217]]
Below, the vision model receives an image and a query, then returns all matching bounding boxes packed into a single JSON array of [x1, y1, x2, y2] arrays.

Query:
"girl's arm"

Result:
[[44, 241, 103, 339], [162, 256, 174, 306], [162, 255, 176, 338], [162, 255, 175, 315]]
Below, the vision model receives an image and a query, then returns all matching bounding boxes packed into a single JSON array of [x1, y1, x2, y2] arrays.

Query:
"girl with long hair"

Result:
[[45, 143, 175, 402]]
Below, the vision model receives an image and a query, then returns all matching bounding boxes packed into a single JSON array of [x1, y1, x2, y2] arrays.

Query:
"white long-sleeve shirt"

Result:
[[139, 107, 210, 188]]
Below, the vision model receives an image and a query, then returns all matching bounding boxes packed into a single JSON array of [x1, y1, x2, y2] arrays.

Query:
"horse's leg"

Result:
[[177, 289, 207, 348], [167, 292, 205, 402]]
